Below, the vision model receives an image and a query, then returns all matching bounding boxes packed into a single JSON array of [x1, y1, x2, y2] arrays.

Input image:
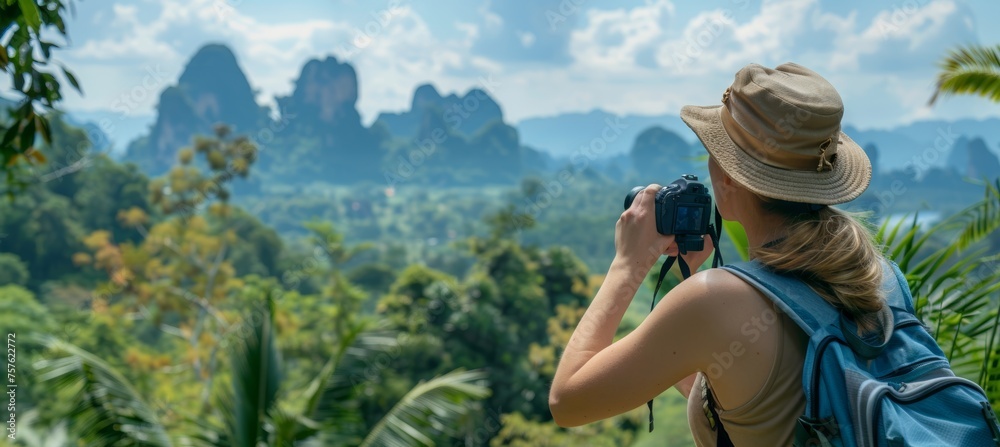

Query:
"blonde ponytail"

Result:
[[750, 198, 885, 321]]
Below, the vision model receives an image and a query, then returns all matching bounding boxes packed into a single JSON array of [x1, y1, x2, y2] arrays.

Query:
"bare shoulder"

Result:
[[672, 268, 771, 312], [662, 268, 776, 342], [667, 267, 786, 408]]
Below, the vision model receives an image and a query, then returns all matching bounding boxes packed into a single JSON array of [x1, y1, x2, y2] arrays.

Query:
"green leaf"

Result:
[[12, 72, 24, 92], [34, 114, 50, 144], [39, 40, 58, 59], [1, 124, 19, 148], [61, 65, 81, 93], [20, 116, 35, 151], [18, 0, 41, 30]]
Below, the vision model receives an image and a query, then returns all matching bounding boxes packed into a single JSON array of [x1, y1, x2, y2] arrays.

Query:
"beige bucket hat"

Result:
[[680, 62, 871, 205]]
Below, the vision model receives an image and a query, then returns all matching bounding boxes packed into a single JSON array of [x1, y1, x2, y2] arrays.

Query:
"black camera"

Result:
[[624, 174, 712, 253]]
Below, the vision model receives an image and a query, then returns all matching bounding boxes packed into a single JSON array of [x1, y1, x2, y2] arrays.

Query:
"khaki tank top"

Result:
[[687, 306, 808, 446]]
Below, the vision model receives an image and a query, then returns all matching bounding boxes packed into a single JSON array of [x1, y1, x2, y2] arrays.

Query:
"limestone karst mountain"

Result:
[[948, 137, 1000, 180], [374, 83, 504, 139], [123, 44, 271, 175], [120, 45, 536, 185]]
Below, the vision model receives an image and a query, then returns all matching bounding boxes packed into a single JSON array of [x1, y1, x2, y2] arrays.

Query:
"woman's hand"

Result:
[[615, 184, 674, 272]]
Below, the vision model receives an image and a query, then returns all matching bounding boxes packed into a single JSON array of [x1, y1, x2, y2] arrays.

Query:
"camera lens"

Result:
[[624, 186, 645, 210]]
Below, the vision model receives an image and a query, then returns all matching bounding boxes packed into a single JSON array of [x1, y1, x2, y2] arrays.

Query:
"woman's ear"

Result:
[[712, 160, 736, 192]]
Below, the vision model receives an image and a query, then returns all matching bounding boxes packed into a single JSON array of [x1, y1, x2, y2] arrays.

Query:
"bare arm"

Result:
[[549, 268, 723, 427], [548, 257, 644, 420], [549, 184, 729, 427]]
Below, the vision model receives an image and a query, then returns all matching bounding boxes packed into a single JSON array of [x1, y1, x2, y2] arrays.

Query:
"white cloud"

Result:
[[550, 0, 984, 127], [73, 3, 180, 61], [55, 0, 996, 131], [61, 0, 483, 125], [479, 1, 503, 29], [567, 0, 973, 78], [729, 0, 814, 60], [569, 0, 675, 72], [518, 31, 536, 48], [110, 4, 138, 25], [64, 0, 362, 114], [336, 6, 474, 121], [652, 0, 815, 75], [455, 21, 479, 41], [830, 0, 975, 71], [654, 9, 740, 75]]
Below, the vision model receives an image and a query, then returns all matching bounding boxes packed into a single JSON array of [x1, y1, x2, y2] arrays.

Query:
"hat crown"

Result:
[[679, 62, 872, 205], [738, 63, 844, 119], [724, 63, 846, 171]]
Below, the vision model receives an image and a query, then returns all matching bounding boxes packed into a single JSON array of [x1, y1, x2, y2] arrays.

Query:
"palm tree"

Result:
[[930, 44, 1000, 105], [35, 291, 490, 446]]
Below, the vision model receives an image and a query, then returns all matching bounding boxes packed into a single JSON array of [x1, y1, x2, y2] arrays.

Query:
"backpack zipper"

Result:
[[862, 376, 986, 446]]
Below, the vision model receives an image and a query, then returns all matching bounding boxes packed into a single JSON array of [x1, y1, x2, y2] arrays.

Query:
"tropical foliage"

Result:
[[931, 44, 1000, 105], [876, 179, 1000, 402], [34, 293, 490, 447], [2, 121, 650, 446], [0, 0, 79, 194]]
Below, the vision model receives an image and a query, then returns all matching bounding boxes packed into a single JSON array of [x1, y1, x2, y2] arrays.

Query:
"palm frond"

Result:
[[955, 179, 1000, 249], [9, 409, 69, 447], [222, 292, 282, 447], [268, 406, 307, 447], [301, 319, 384, 417], [34, 337, 173, 447], [877, 180, 1000, 403], [170, 412, 231, 447], [283, 320, 397, 445], [356, 370, 490, 447], [930, 44, 1000, 104]]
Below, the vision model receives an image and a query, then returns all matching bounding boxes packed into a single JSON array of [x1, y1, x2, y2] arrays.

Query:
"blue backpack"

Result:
[[721, 259, 1000, 446]]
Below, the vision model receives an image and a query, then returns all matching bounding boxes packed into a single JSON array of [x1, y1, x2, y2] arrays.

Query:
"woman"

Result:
[[548, 62, 883, 446]]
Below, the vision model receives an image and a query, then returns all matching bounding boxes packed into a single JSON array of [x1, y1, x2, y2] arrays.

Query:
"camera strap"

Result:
[[646, 207, 725, 432]]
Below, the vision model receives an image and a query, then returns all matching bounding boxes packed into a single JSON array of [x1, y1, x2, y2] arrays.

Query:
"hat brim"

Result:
[[680, 104, 871, 205]]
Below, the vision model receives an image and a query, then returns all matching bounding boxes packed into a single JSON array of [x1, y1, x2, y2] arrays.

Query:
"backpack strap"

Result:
[[883, 260, 916, 314], [722, 259, 915, 336], [721, 260, 838, 335]]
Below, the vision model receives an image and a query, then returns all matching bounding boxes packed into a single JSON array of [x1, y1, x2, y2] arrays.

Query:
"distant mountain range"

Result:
[[515, 110, 1000, 174], [72, 43, 539, 185], [374, 84, 504, 138], [46, 43, 1000, 183]]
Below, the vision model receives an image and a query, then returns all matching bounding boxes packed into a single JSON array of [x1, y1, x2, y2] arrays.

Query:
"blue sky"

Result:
[[38, 0, 1000, 132]]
